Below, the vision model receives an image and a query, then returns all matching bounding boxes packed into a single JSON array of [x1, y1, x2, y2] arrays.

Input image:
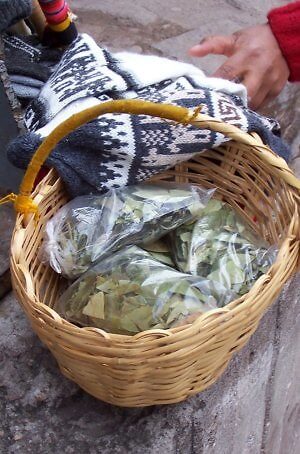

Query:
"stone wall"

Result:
[[1, 276, 299, 453]]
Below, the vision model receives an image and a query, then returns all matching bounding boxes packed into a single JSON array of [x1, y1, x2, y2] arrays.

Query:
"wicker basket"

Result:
[[9, 100, 300, 407]]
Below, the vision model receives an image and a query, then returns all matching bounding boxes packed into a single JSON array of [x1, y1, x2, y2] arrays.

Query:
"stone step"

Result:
[[1, 275, 299, 453]]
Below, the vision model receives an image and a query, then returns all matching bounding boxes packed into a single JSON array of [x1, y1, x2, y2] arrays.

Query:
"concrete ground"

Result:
[[0, 1, 299, 453]]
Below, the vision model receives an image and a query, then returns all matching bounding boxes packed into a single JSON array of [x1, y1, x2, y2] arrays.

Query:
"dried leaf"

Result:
[[169, 199, 277, 299], [54, 246, 234, 335], [82, 292, 105, 319], [45, 184, 214, 279]]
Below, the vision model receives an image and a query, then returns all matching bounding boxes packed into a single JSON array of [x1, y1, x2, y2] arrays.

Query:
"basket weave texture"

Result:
[[10, 100, 300, 407]]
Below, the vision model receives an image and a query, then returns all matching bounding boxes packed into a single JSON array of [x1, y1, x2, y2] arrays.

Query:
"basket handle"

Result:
[[1, 99, 299, 217]]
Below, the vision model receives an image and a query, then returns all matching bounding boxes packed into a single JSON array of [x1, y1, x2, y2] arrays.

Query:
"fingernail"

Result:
[[189, 44, 202, 53]]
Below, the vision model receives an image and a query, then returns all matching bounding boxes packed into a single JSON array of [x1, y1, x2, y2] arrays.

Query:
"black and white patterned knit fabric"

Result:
[[7, 34, 290, 197], [3, 33, 63, 106]]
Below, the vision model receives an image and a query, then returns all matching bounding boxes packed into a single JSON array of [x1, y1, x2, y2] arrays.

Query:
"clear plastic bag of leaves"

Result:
[[169, 199, 277, 297], [43, 184, 214, 279], [54, 246, 235, 335], [142, 238, 175, 267]]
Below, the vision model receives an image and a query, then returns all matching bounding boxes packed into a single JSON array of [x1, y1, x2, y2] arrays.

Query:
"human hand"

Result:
[[189, 24, 290, 109]]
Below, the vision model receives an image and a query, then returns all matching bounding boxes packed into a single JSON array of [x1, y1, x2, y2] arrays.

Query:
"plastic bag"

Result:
[[169, 199, 277, 296], [142, 238, 175, 267], [54, 246, 235, 334], [43, 184, 214, 279]]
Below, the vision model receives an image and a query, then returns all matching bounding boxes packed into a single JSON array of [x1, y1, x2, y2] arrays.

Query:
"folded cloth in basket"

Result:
[[3, 34, 63, 81], [3, 33, 64, 105], [0, 0, 31, 33], [7, 33, 290, 197]]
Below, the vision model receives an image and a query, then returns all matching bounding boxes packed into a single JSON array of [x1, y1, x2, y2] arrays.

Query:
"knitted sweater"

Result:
[[268, 1, 300, 82], [0, 0, 32, 33]]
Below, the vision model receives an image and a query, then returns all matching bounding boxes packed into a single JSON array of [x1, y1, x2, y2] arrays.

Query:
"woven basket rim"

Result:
[[10, 121, 300, 405]]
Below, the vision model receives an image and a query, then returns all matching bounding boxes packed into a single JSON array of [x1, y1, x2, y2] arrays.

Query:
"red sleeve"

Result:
[[268, 1, 300, 82]]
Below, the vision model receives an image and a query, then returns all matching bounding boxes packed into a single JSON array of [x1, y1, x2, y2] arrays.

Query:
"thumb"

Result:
[[189, 35, 235, 57]]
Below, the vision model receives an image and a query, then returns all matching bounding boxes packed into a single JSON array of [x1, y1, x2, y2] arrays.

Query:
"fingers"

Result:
[[210, 53, 277, 109], [253, 82, 286, 109], [243, 74, 274, 109], [211, 58, 268, 109], [212, 55, 246, 82], [188, 24, 290, 110], [189, 34, 236, 57], [243, 73, 288, 110], [213, 64, 236, 80], [246, 80, 287, 110]]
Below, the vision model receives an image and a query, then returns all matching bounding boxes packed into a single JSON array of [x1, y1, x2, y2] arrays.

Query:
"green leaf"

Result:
[[169, 199, 276, 298], [55, 245, 234, 335], [82, 292, 105, 319], [47, 184, 213, 279]]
